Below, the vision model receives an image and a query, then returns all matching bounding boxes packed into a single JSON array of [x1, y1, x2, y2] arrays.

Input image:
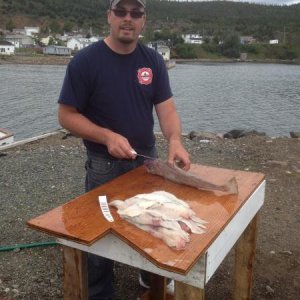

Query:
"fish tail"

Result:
[[223, 177, 238, 195]]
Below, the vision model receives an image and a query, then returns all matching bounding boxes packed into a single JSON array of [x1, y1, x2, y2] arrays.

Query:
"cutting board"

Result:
[[27, 164, 265, 274]]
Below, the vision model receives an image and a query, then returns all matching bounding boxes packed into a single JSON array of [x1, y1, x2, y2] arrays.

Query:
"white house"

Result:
[[157, 45, 170, 61], [67, 38, 88, 51], [67, 37, 101, 51], [269, 39, 279, 45], [182, 34, 203, 44], [240, 36, 256, 45], [43, 45, 72, 56], [0, 41, 15, 55], [147, 41, 170, 61], [24, 26, 40, 36]]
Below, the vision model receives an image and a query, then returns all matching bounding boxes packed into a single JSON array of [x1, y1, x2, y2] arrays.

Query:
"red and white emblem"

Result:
[[137, 68, 153, 85]]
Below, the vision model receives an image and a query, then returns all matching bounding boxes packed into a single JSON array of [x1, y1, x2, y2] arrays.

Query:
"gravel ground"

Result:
[[0, 131, 299, 299]]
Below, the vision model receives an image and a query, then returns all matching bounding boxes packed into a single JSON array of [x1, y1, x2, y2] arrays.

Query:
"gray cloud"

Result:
[[177, 0, 300, 6]]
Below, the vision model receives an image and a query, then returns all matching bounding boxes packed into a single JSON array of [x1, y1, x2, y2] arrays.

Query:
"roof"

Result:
[[0, 40, 13, 46]]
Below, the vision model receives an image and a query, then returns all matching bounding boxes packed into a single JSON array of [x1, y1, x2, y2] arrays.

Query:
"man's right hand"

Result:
[[105, 131, 135, 160]]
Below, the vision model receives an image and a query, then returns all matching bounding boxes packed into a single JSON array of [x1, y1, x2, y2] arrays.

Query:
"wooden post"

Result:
[[63, 246, 88, 300], [233, 214, 258, 300], [149, 274, 167, 300], [175, 281, 204, 300]]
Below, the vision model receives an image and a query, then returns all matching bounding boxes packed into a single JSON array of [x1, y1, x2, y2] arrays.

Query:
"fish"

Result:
[[144, 159, 238, 195], [109, 191, 207, 250]]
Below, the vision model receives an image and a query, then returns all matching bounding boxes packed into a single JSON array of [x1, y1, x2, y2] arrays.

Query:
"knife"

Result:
[[130, 150, 156, 160]]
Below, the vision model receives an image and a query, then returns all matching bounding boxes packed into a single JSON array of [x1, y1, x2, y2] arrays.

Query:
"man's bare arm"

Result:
[[155, 98, 190, 170], [58, 103, 134, 159]]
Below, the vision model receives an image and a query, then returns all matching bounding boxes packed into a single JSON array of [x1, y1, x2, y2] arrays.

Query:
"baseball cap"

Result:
[[110, 0, 146, 8]]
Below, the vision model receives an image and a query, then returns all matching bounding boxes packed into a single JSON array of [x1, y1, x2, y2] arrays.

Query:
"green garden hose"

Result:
[[0, 241, 57, 252]]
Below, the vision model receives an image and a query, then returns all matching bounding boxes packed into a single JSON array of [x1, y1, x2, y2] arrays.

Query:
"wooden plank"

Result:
[[63, 246, 87, 300], [58, 235, 207, 289], [175, 281, 204, 300], [149, 274, 167, 300], [28, 164, 265, 275], [205, 181, 265, 282], [141, 291, 174, 300], [233, 214, 258, 300]]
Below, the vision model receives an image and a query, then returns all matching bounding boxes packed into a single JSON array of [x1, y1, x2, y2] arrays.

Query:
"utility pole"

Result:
[[283, 26, 286, 45]]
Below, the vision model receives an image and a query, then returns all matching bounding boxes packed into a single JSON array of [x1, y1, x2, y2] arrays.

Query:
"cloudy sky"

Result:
[[231, 0, 299, 5], [178, 0, 300, 5]]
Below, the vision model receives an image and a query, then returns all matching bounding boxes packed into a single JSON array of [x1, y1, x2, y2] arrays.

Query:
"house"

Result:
[[157, 45, 170, 61], [24, 26, 40, 36], [43, 45, 72, 56], [0, 41, 15, 55], [67, 38, 92, 51], [66, 37, 101, 51], [40, 36, 52, 46], [13, 28, 26, 35], [147, 41, 171, 61], [4, 34, 35, 48], [240, 36, 256, 45], [269, 39, 279, 45], [182, 34, 203, 44]]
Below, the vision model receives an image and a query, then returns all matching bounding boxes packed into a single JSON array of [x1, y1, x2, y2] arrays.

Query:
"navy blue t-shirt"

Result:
[[58, 40, 172, 154]]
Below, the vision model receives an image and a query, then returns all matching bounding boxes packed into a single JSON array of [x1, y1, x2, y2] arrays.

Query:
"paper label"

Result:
[[99, 196, 114, 222]]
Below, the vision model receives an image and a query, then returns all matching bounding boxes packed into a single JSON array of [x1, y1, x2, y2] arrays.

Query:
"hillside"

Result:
[[1, 0, 300, 42]]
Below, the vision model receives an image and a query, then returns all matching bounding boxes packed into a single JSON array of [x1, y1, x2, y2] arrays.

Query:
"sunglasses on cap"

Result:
[[111, 8, 145, 19]]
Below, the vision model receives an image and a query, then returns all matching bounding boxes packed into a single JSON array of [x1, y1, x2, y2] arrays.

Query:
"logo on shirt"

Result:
[[137, 68, 153, 85]]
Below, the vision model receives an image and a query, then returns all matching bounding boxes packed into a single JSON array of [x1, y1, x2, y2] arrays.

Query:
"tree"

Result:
[[220, 34, 241, 58], [5, 19, 14, 32], [63, 22, 73, 33], [174, 44, 198, 59]]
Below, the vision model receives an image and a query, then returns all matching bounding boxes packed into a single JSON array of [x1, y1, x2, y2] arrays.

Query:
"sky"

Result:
[[177, 0, 300, 6], [231, 0, 300, 5]]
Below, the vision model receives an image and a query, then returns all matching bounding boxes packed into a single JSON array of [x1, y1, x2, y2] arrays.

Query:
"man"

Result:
[[58, 0, 190, 298]]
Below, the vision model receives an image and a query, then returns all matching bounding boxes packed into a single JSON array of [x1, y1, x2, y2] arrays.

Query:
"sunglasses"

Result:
[[111, 9, 145, 19]]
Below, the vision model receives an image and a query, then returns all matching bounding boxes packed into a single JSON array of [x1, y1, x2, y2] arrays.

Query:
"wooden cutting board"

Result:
[[27, 164, 265, 274]]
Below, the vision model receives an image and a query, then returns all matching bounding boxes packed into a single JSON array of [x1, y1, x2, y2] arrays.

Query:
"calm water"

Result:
[[0, 62, 299, 141]]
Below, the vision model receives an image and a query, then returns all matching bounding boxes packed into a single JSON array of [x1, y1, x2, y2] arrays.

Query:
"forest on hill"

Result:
[[1, 0, 300, 60]]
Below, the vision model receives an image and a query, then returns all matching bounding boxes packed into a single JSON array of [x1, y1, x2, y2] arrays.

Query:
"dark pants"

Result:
[[85, 148, 157, 300]]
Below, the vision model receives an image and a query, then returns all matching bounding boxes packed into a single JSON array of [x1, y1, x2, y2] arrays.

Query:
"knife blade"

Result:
[[130, 150, 156, 160]]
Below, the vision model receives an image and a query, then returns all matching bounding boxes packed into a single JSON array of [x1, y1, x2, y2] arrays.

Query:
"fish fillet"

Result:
[[144, 159, 238, 195], [109, 191, 207, 250]]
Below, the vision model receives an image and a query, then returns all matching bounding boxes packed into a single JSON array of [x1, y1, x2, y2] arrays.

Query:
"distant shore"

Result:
[[1, 54, 299, 66]]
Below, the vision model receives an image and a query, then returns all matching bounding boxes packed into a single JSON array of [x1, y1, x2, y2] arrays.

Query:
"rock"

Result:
[[223, 129, 266, 139], [279, 250, 293, 255], [290, 131, 300, 138], [188, 131, 221, 141], [266, 160, 288, 167], [266, 285, 275, 294], [268, 179, 277, 183]]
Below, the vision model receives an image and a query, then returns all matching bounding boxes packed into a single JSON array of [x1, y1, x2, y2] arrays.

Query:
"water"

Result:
[[167, 62, 300, 136], [0, 64, 66, 140], [0, 62, 299, 141]]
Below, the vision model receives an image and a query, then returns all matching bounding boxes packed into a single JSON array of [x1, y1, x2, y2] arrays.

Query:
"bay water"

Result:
[[0, 62, 299, 141]]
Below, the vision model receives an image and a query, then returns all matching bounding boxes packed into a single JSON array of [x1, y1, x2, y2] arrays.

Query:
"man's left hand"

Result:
[[167, 139, 191, 171]]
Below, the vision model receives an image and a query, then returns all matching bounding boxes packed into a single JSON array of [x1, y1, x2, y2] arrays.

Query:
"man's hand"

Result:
[[105, 131, 135, 159], [167, 139, 191, 171]]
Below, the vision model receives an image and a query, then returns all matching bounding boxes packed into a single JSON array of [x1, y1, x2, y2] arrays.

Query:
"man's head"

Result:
[[107, 0, 146, 48]]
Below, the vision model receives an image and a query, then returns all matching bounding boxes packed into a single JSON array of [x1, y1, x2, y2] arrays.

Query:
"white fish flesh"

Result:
[[144, 159, 238, 195], [109, 191, 207, 250]]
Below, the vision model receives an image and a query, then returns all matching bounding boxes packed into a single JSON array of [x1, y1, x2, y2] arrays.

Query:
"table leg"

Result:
[[148, 274, 167, 300], [233, 214, 258, 300], [175, 281, 205, 300], [62, 246, 88, 300]]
